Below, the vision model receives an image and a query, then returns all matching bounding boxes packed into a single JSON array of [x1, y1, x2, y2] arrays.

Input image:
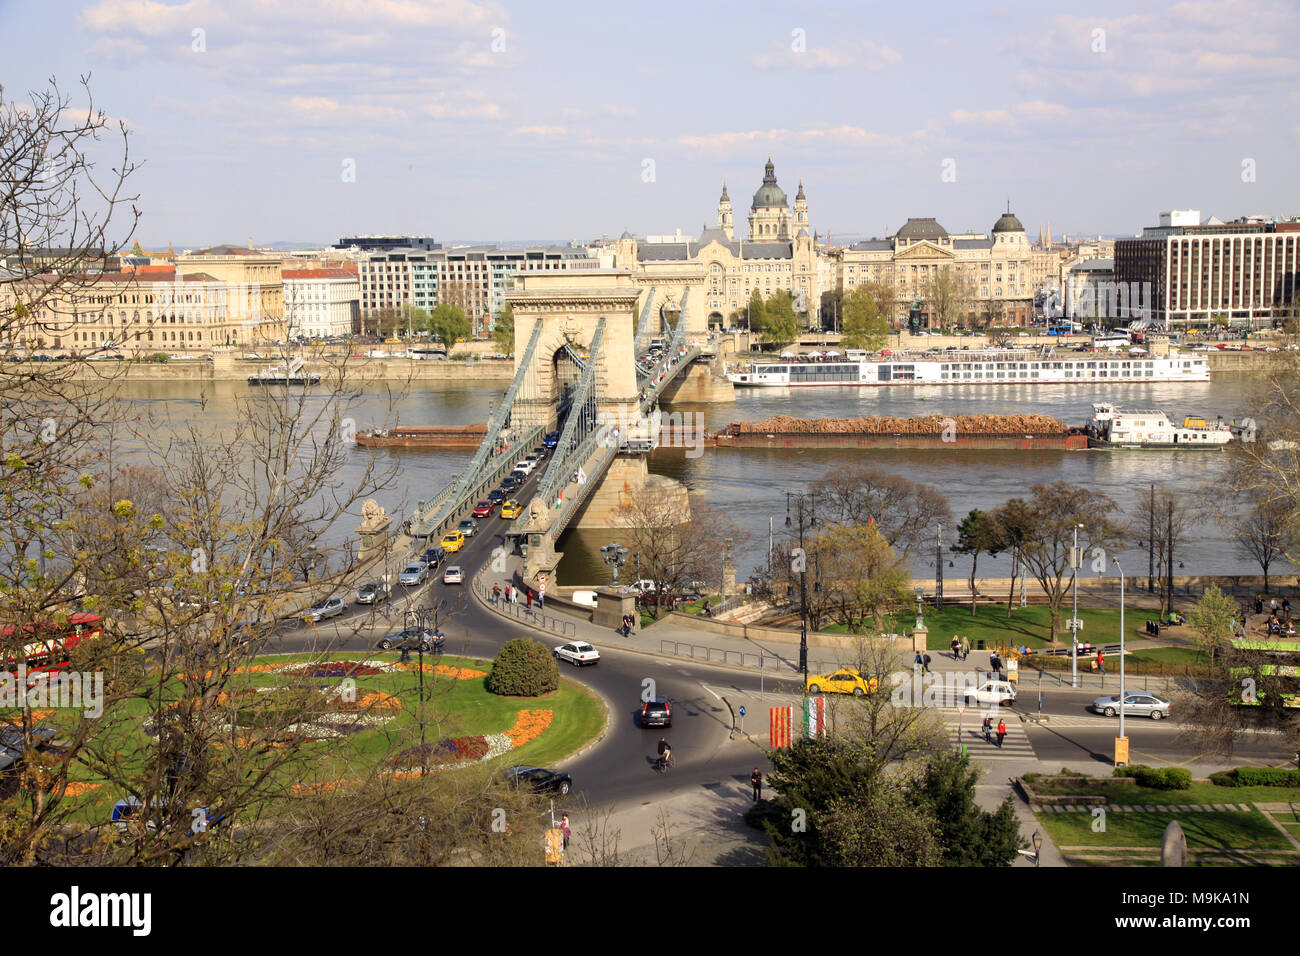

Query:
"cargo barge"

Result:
[[354, 424, 488, 448], [708, 414, 1088, 450]]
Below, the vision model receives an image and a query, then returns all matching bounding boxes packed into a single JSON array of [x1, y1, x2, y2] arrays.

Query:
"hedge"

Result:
[[1208, 767, 1300, 788], [1113, 765, 1193, 790], [486, 637, 558, 697]]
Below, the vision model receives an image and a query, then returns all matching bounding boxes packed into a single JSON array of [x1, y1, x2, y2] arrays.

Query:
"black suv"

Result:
[[422, 547, 445, 569], [639, 697, 671, 728], [487, 489, 506, 504]]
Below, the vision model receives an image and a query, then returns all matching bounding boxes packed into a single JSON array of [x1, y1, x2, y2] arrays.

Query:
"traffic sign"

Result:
[[956, 703, 966, 715], [1066, 618, 1084, 631], [738, 705, 746, 717]]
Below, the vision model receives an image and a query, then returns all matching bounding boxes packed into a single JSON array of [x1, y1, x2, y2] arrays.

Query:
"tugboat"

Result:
[[247, 355, 320, 386], [1085, 402, 1233, 449]]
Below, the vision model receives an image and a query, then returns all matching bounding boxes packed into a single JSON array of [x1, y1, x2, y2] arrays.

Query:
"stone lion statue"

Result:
[[361, 499, 387, 524]]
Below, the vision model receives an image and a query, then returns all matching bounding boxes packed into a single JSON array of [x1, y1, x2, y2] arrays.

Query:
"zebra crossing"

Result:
[[936, 707, 1037, 761]]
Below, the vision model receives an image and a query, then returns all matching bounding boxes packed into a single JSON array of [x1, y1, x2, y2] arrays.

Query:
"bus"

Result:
[[2, 613, 102, 678], [1228, 637, 1300, 708]]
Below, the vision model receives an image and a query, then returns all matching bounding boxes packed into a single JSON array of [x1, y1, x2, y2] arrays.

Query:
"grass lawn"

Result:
[[682, 596, 723, 615], [4, 651, 606, 823], [1125, 646, 1209, 667], [923, 604, 1149, 651], [1026, 775, 1300, 855]]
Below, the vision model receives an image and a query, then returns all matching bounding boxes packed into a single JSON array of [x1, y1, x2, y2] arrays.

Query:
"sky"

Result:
[[2, 0, 1297, 249]]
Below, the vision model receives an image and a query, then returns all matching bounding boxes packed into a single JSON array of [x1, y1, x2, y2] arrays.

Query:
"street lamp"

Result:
[[1071, 523, 1084, 688], [1032, 830, 1042, 867], [914, 586, 925, 629], [402, 602, 443, 776], [600, 542, 629, 585], [1115, 556, 1127, 761]]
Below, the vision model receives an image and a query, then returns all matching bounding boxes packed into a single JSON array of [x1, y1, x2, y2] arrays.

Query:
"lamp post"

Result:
[[934, 525, 944, 611], [1032, 830, 1042, 867], [1071, 523, 1083, 688], [786, 491, 816, 685], [914, 586, 925, 629], [1115, 556, 1127, 743], [600, 542, 629, 585], [403, 604, 432, 776]]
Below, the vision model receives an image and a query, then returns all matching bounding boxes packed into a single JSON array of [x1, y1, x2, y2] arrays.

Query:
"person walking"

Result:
[[559, 812, 571, 851], [538, 589, 544, 610], [914, 651, 924, 674], [996, 718, 1007, 749], [982, 714, 993, 743], [510, 585, 518, 605], [990, 652, 1003, 680], [1095, 650, 1105, 676], [923, 653, 932, 674], [492, 584, 501, 605], [951, 637, 961, 660], [960, 635, 970, 662], [750, 768, 763, 802], [526, 589, 533, 610]]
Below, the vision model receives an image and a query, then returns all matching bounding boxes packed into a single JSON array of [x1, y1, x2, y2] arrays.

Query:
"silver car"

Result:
[[305, 596, 346, 622], [1091, 692, 1171, 719]]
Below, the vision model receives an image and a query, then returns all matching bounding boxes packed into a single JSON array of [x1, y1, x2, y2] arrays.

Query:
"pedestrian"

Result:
[[510, 585, 518, 605], [982, 714, 993, 742], [560, 812, 571, 851], [923, 653, 931, 674], [914, 651, 923, 673], [960, 635, 970, 662], [492, 584, 501, 605], [1255, 595, 1264, 616], [951, 637, 961, 660], [538, 590, 544, 610], [1285, 598, 1293, 622], [990, 652, 1002, 679], [996, 718, 1007, 749], [403, 518, 411, 535], [750, 768, 762, 802], [526, 589, 533, 610], [1095, 650, 1105, 676]]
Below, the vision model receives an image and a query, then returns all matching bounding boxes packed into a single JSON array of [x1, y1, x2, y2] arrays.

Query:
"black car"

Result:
[[502, 765, 572, 796], [509, 468, 528, 482], [487, 489, 506, 504], [639, 697, 671, 728], [378, 626, 445, 652], [500, 475, 521, 491], [422, 546, 445, 569]]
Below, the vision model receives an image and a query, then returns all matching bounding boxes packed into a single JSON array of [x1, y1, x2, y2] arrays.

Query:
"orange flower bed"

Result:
[[1, 710, 56, 723], [505, 709, 553, 747], [338, 692, 402, 713], [62, 781, 101, 796]]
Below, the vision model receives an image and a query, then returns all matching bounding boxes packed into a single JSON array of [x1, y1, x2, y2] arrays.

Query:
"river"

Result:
[[115, 374, 1284, 588]]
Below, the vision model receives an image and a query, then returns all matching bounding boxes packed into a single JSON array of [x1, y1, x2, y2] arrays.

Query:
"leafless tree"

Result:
[[810, 464, 952, 562], [1128, 483, 1194, 614]]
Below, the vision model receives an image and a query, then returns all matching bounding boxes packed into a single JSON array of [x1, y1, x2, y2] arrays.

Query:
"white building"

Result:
[[282, 268, 359, 338]]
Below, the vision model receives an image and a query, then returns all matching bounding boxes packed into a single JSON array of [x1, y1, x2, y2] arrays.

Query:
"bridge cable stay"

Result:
[[632, 286, 658, 354], [411, 318, 546, 541], [534, 317, 606, 511]]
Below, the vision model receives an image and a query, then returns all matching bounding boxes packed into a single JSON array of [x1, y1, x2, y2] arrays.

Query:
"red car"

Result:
[[472, 500, 495, 518]]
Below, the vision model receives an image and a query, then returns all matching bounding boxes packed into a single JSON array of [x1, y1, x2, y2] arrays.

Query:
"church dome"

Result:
[[751, 158, 788, 210]]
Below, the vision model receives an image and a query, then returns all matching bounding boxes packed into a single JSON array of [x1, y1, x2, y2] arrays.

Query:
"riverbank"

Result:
[[58, 356, 517, 383]]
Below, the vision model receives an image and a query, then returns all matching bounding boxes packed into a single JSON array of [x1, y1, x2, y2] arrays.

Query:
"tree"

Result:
[[952, 509, 1005, 616], [819, 783, 941, 867], [1221, 490, 1290, 594], [861, 281, 898, 331], [744, 289, 766, 334], [761, 289, 799, 350], [425, 302, 470, 347], [1006, 482, 1123, 643], [1186, 584, 1239, 661], [923, 265, 967, 331], [815, 523, 912, 633], [908, 752, 1027, 866], [991, 497, 1035, 620], [1129, 484, 1193, 614], [492, 304, 515, 356], [839, 286, 890, 352], [487, 637, 558, 696], [811, 464, 952, 561]]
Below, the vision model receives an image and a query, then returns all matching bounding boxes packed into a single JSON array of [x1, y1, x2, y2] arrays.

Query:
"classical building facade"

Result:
[[1114, 217, 1300, 328], [174, 245, 287, 345], [835, 209, 1034, 327], [603, 158, 824, 328], [282, 267, 360, 338]]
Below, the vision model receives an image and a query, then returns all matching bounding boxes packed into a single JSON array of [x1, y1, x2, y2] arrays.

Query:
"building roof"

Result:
[[992, 211, 1025, 233], [751, 158, 788, 211], [848, 239, 893, 251], [953, 238, 994, 250], [189, 245, 264, 257], [896, 218, 948, 241], [282, 268, 357, 279]]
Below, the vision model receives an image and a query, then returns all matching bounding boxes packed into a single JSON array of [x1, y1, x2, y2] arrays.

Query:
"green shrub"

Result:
[[743, 798, 786, 832], [147, 352, 169, 363], [486, 637, 558, 697], [1117, 765, 1191, 790], [1210, 767, 1300, 788]]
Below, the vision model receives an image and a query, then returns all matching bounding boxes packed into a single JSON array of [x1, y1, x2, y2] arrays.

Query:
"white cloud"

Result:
[[749, 39, 902, 72], [676, 126, 899, 151], [511, 125, 566, 137]]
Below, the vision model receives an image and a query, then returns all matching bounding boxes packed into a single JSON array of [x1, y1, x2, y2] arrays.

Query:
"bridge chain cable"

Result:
[[535, 317, 605, 509]]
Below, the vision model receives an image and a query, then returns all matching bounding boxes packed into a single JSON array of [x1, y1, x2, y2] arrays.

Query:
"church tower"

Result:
[[747, 157, 792, 241], [794, 181, 808, 234], [717, 183, 734, 241]]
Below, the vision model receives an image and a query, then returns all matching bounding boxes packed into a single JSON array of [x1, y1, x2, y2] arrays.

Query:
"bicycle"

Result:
[[655, 751, 674, 773]]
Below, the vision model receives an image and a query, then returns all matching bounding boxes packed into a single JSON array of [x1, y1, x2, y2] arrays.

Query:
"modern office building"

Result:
[[335, 235, 441, 253], [1113, 216, 1300, 328]]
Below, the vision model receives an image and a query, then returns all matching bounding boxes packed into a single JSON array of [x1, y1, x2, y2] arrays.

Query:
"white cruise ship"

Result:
[[725, 349, 1209, 388]]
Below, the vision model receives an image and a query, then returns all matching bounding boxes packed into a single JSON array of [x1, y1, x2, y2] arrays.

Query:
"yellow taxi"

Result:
[[439, 530, 466, 552], [805, 668, 879, 697], [500, 499, 521, 519]]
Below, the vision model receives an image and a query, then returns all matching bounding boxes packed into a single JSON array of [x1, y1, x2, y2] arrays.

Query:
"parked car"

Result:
[[378, 626, 445, 652], [554, 641, 600, 666], [964, 680, 1017, 706], [442, 565, 464, 584], [472, 500, 495, 518], [356, 580, 390, 605], [440, 530, 465, 552], [806, 668, 878, 697], [1091, 692, 1170, 719], [400, 561, 430, 586], [305, 596, 346, 622], [639, 697, 672, 727], [458, 517, 477, 537], [501, 765, 572, 795]]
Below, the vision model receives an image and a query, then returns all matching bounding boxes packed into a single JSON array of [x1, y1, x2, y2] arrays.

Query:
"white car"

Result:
[[305, 596, 346, 622], [553, 641, 600, 667], [442, 565, 464, 584], [514, 459, 536, 474], [964, 680, 1017, 706]]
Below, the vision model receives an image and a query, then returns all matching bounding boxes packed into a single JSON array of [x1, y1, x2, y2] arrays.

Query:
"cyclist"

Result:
[[656, 736, 672, 770]]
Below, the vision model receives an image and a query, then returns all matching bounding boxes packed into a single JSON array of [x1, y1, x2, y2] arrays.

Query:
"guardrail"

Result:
[[471, 573, 577, 639], [655, 640, 838, 676]]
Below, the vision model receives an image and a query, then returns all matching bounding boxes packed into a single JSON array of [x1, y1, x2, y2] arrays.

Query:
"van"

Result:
[[570, 590, 599, 608]]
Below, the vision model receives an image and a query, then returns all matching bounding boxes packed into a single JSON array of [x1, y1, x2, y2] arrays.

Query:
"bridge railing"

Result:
[[471, 571, 577, 638]]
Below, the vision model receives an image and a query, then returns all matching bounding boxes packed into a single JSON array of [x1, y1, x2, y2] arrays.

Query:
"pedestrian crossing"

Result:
[[935, 708, 1037, 761]]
